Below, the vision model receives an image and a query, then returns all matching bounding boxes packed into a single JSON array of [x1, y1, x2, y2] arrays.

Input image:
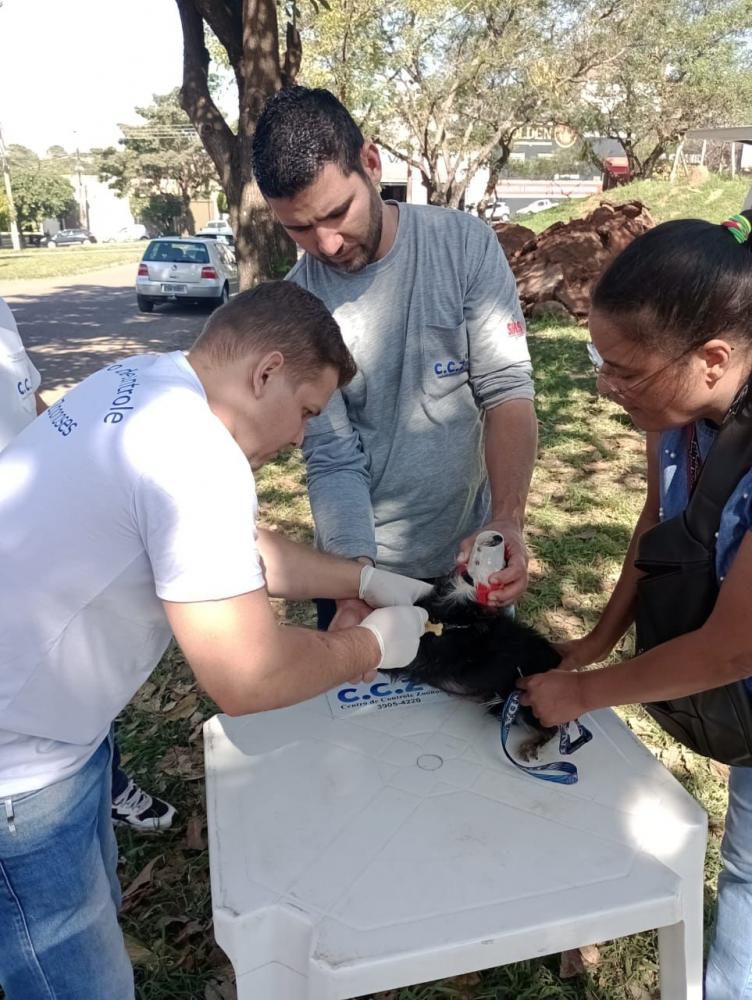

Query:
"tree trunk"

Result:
[[180, 190, 196, 234], [230, 174, 294, 286], [640, 144, 666, 179], [477, 142, 512, 217], [446, 181, 468, 210], [176, 0, 296, 289]]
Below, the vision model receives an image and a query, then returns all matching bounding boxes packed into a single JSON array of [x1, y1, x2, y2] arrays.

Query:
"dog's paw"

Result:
[[517, 730, 553, 762]]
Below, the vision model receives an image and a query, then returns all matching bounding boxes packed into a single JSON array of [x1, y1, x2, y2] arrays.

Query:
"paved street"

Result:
[[1, 263, 208, 403]]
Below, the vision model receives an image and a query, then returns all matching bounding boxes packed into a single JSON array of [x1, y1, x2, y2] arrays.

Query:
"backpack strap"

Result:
[[684, 394, 752, 546]]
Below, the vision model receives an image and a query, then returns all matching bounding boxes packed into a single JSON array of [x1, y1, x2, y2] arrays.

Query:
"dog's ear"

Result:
[[421, 573, 491, 625]]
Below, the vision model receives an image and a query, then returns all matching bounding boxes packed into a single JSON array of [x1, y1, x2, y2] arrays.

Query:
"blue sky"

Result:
[[0, 0, 202, 154]]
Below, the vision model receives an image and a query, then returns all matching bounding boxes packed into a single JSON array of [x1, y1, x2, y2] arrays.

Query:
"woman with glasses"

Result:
[[518, 211, 752, 998]]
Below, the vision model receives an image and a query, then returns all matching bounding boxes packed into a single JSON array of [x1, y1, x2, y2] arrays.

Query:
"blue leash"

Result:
[[500, 691, 593, 785]]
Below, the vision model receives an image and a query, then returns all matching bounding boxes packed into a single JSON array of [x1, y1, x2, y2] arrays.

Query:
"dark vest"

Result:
[[634, 397, 752, 766]]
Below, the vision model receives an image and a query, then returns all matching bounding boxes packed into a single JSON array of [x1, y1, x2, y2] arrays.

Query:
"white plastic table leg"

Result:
[[657, 841, 706, 999], [657, 917, 704, 1000], [235, 964, 308, 1000]]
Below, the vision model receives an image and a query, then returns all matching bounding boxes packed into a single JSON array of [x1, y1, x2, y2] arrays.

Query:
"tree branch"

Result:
[[193, 0, 243, 66], [175, 0, 236, 190]]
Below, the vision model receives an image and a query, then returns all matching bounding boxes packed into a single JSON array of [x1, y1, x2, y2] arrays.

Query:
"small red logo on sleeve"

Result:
[[507, 320, 525, 337]]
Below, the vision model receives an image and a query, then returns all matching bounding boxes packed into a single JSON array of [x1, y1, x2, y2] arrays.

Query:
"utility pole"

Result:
[[72, 130, 90, 231], [0, 123, 21, 250]]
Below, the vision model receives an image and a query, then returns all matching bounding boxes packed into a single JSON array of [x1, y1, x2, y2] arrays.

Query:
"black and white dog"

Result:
[[395, 535, 562, 749]]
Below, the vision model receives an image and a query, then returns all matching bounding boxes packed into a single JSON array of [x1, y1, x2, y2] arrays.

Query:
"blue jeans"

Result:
[[111, 737, 128, 800], [0, 736, 134, 999], [706, 765, 752, 998]]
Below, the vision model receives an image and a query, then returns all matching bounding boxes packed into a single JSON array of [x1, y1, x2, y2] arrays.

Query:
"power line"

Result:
[[119, 125, 200, 141]]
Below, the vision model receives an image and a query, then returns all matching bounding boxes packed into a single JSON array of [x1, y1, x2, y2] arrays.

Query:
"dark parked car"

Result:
[[46, 228, 97, 248]]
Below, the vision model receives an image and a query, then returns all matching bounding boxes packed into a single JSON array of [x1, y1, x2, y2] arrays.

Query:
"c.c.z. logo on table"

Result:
[[337, 680, 426, 704]]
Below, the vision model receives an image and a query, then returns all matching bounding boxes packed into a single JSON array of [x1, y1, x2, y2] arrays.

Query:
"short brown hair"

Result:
[[191, 281, 356, 387]]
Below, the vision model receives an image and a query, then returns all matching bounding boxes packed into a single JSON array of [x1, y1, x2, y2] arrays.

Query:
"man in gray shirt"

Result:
[[252, 87, 537, 628]]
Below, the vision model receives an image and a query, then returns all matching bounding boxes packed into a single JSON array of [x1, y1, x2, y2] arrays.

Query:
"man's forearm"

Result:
[[256, 528, 362, 600], [221, 623, 381, 715], [485, 399, 537, 527]]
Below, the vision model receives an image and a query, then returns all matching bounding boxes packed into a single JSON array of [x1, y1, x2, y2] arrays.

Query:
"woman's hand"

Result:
[[553, 633, 614, 671], [517, 669, 590, 728]]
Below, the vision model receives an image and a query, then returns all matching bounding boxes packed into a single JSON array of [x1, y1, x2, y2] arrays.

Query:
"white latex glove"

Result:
[[359, 566, 434, 608], [357, 606, 429, 671]]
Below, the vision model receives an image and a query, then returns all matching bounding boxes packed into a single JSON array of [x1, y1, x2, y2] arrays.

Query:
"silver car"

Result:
[[135, 237, 239, 313]]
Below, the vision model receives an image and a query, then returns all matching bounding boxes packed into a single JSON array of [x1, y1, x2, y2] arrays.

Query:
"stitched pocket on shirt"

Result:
[[420, 323, 470, 399]]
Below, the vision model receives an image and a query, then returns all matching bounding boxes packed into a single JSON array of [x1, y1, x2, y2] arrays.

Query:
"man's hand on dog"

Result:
[[517, 669, 589, 728], [331, 566, 433, 683], [359, 566, 434, 607], [330, 598, 379, 681], [457, 520, 529, 607]]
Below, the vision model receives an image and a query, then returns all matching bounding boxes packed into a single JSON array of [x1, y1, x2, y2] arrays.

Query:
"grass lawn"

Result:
[[0, 242, 144, 281], [524, 175, 750, 233], [116, 319, 728, 999]]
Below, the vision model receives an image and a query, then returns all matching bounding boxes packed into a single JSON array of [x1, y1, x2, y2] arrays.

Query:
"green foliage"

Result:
[[10, 170, 76, 229], [6, 143, 39, 172], [132, 193, 183, 236], [301, 0, 752, 201], [568, 0, 752, 178], [505, 149, 596, 182], [0, 189, 9, 230], [521, 175, 752, 233], [0, 244, 144, 281], [302, 0, 564, 207], [99, 90, 217, 233]]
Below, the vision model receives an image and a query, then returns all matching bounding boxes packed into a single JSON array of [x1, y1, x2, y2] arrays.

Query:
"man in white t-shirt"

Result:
[[0, 281, 429, 999], [0, 296, 177, 833], [0, 296, 45, 450]]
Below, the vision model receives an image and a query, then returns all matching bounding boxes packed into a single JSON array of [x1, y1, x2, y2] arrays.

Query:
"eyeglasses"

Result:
[[586, 341, 693, 398]]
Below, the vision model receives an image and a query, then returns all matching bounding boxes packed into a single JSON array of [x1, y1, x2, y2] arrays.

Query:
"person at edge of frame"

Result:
[[0, 295, 176, 832], [519, 211, 752, 999]]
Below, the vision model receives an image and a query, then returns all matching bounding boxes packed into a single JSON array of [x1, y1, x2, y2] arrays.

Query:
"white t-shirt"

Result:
[[0, 351, 265, 796], [0, 297, 41, 452]]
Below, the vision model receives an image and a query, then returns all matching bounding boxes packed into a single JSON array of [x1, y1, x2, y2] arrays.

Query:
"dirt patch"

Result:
[[494, 201, 655, 322]]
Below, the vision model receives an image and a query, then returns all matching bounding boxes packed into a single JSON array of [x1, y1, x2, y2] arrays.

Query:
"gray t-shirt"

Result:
[[288, 203, 534, 577]]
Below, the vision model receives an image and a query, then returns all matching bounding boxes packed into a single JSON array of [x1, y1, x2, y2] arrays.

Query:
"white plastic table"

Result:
[[204, 689, 707, 1000]]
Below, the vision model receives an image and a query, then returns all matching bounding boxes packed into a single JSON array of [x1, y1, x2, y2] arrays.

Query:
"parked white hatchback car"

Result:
[[135, 237, 239, 313], [516, 198, 557, 217], [197, 218, 233, 237], [105, 224, 149, 242]]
